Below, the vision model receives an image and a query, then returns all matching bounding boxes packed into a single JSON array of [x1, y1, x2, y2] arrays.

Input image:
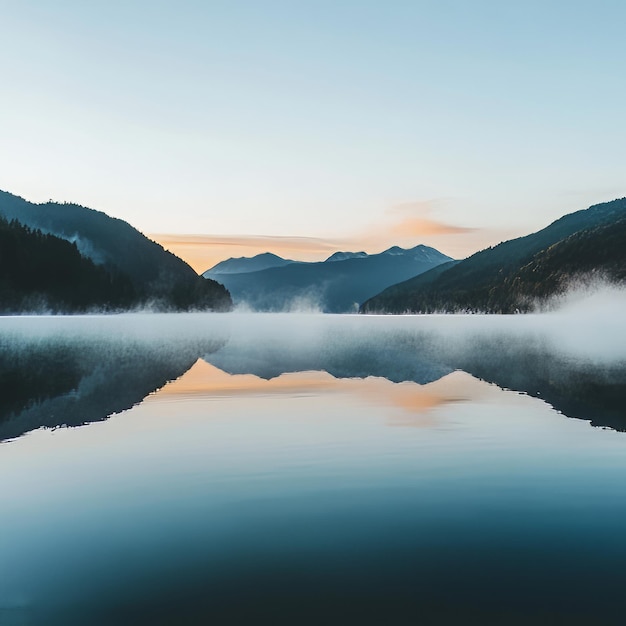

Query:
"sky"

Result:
[[1, 0, 624, 271]]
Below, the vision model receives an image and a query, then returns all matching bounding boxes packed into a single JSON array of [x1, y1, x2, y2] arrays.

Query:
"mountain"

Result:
[[500, 215, 626, 304], [0, 190, 232, 311], [325, 251, 368, 262], [205, 252, 295, 275], [0, 215, 136, 313], [206, 245, 453, 312], [361, 197, 626, 314]]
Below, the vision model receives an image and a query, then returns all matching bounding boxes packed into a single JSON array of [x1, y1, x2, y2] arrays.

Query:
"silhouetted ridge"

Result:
[[361, 197, 626, 313], [205, 252, 294, 275], [325, 251, 368, 262], [0, 190, 232, 312], [0, 215, 136, 313]]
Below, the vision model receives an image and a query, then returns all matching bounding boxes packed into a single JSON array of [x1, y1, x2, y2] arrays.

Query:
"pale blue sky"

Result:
[[1, 0, 624, 261]]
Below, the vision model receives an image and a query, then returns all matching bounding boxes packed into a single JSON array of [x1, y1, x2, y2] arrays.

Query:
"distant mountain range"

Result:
[[203, 245, 452, 312], [361, 197, 626, 313], [325, 250, 369, 262], [0, 190, 231, 312], [208, 252, 296, 275]]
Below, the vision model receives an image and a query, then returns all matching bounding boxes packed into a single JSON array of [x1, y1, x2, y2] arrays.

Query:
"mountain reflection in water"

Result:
[[0, 312, 624, 442], [1, 312, 626, 625], [0, 321, 226, 442], [155, 359, 484, 428]]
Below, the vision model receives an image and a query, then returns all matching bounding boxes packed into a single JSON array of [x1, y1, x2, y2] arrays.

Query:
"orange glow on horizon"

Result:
[[150, 234, 340, 274], [150, 199, 516, 273], [151, 228, 516, 274]]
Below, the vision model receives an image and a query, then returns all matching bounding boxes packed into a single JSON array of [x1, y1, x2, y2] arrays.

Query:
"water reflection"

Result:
[[201, 315, 626, 430], [1, 313, 626, 625], [0, 313, 624, 442], [156, 359, 492, 429], [0, 316, 226, 442]]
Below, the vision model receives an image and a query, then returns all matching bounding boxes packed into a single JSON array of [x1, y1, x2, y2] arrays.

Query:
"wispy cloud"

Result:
[[151, 199, 516, 273], [366, 199, 477, 240], [150, 234, 343, 273], [351, 198, 512, 257]]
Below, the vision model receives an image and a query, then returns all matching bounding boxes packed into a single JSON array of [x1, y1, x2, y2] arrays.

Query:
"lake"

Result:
[[1, 304, 625, 625]]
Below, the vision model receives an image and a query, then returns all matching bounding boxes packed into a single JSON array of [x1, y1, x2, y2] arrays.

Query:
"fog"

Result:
[[0, 285, 624, 440], [1, 284, 623, 367], [1, 288, 626, 625], [222, 284, 626, 366]]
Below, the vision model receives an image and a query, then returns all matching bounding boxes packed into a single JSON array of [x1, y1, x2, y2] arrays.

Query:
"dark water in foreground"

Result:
[[0, 309, 625, 625]]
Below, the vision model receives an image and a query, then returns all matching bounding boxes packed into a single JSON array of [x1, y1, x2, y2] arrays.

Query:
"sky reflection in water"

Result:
[[0, 310, 625, 625]]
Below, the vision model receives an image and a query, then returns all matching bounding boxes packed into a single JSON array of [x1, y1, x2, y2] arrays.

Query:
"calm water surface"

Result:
[[0, 311, 625, 625]]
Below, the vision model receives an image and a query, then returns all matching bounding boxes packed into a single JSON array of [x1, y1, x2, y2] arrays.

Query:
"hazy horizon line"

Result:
[[151, 228, 516, 274]]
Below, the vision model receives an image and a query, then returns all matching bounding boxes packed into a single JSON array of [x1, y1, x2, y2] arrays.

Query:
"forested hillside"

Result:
[[361, 198, 626, 313], [0, 216, 136, 312], [0, 191, 232, 312]]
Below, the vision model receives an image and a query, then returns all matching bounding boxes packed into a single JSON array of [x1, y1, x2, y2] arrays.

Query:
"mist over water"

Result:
[[0, 290, 625, 625]]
